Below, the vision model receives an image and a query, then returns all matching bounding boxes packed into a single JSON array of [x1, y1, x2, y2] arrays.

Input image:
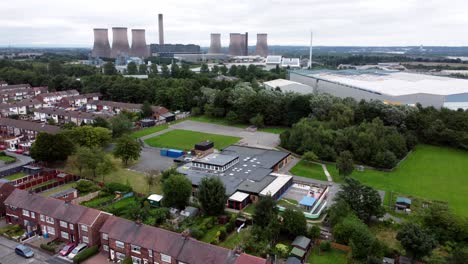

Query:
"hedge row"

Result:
[[73, 245, 99, 263]]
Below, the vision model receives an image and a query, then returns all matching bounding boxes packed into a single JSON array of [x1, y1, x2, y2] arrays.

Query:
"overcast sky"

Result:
[[2, 0, 468, 47]]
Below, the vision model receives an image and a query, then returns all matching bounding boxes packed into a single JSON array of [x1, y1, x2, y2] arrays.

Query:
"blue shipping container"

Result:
[[160, 149, 168, 156], [167, 149, 184, 158]]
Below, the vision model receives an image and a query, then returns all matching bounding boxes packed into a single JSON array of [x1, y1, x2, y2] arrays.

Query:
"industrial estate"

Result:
[[0, 4, 468, 264]]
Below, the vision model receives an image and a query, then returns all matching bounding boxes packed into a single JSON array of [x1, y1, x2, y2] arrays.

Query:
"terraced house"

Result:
[[99, 216, 267, 264], [4, 188, 111, 246]]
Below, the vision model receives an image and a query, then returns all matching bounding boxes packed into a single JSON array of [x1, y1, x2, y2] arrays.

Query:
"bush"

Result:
[[75, 180, 99, 195], [219, 227, 227, 241], [102, 182, 132, 195], [320, 241, 331, 252], [225, 222, 235, 233], [40, 243, 55, 253], [73, 245, 99, 263], [121, 257, 133, 264], [190, 227, 205, 240]]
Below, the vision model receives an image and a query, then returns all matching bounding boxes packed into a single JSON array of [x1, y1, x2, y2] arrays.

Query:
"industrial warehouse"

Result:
[[289, 69, 468, 109]]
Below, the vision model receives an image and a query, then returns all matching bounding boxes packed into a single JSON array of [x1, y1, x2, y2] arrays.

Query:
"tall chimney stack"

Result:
[[158, 14, 164, 46], [244, 32, 248, 56]]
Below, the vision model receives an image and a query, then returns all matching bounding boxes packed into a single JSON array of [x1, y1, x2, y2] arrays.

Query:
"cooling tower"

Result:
[[255, 33, 268, 57], [158, 14, 164, 46], [130, 29, 150, 58], [111, 27, 130, 58], [240, 34, 246, 56], [229, 33, 242, 56], [92, 28, 111, 58], [209, 33, 222, 54]]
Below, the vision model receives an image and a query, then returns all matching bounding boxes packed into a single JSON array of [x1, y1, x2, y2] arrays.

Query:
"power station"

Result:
[[91, 29, 111, 58], [110, 27, 130, 58], [209, 33, 222, 54], [255, 33, 268, 57], [130, 29, 149, 58]]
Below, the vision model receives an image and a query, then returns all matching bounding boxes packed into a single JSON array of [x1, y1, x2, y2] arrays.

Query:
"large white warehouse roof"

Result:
[[296, 70, 468, 97]]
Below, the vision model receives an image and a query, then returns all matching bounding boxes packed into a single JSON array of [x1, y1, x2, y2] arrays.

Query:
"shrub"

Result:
[[320, 241, 331, 252], [40, 243, 55, 253], [73, 245, 99, 263], [190, 227, 205, 240], [102, 182, 132, 195], [219, 227, 227, 241], [225, 222, 234, 233], [75, 180, 99, 195], [275, 243, 289, 258], [121, 257, 133, 264]]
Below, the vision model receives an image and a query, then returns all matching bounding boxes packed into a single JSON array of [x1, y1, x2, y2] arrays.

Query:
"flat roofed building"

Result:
[[192, 153, 239, 172], [290, 69, 468, 109], [264, 79, 313, 94]]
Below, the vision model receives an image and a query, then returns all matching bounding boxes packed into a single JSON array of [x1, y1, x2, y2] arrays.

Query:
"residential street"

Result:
[[0, 236, 50, 264]]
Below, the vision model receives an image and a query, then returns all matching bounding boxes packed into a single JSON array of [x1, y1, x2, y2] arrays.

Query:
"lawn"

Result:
[[41, 182, 76, 197], [290, 160, 328, 181], [242, 204, 256, 215], [144, 129, 241, 150], [307, 247, 348, 264], [328, 145, 468, 217], [219, 227, 251, 249], [0, 155, 16, 162], [131, 124, 169, 139], [189, 116, 288, 134], [3, 172, 27, 181], [81, 195, 114, 208]]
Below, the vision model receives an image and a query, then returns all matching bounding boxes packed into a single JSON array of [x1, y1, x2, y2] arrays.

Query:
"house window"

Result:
[[161, 254, 171, 263], [82, 236, 89, 243], [30, 212, 35, 219], [69, 224, 74, 230], [81, 225, 88, 232], [61, 231, 69, 239], [40, 214, 45, 222], [22, 209, 29, 217], [131, 244, 141, 253], [144, 260, 148, 264], [46, 216, 54, 224], [47, 226, 55, 235], [131, 256, 142, 264], [116, 240, 125, 248], [102, 233, 108, 240], [148, 249, 152, 257], [103, 245, 109, 252], [116, 252, 126, 260], [60, 221, 67, 228]]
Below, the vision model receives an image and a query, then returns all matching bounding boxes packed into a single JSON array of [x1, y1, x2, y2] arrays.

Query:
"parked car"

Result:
[[59, 243, 76, 256], [67, 243, 87, 259], [15, 245, 34, 258]]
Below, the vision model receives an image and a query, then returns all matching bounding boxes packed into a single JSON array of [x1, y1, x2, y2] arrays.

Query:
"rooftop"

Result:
[[194, 153, 239, 167], [291, 236, 311, 250], [264, 79, 313, 94], [0, 118, 61, 134], [292, 69, 468, 96], [299, 196, 316, 207]]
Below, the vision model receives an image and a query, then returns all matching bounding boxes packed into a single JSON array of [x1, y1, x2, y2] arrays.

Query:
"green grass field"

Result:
[[290, 160, 328, 181], [144, 129, 241, 150], [0, 155, 16, 162], [307, 248, 348, 264], [3, 172, 27, 181], [41, 182, 76, 197], [189, 116, 288, 134], [328, 145, 468, 217], [130, 124, 169, 139]]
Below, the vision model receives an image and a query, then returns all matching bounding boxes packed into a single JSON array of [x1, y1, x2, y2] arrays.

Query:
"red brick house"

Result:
[[4, 189, 108, 246], [0, 182, 15, 217], [99, 216, 262, 264]]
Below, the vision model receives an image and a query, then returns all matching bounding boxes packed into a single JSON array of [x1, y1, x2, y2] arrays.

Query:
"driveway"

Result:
[[0, 235, 50, 264], [170, 120, 280, 149]]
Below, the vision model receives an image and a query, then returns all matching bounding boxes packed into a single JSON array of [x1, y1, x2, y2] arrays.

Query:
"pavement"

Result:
[[0, 235, 51, 264], [129, 146, 175, 173], [0, 152, 33, 174]]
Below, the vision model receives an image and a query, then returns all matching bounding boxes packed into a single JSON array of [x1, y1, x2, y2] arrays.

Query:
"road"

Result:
[[0, 152, 33, 174], [0, 236, 50, 264]]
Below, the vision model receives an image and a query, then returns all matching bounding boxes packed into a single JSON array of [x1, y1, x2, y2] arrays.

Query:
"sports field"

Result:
[[329, 145, 468, 217], [290, 160, 328, 181], [144, 129, 241, 150]]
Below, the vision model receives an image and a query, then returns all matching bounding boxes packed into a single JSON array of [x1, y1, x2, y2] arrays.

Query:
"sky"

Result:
[[1, 0, 468, 47]]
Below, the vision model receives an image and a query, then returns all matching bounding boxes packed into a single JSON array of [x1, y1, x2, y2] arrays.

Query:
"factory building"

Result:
[[289, 69, 468, 109]]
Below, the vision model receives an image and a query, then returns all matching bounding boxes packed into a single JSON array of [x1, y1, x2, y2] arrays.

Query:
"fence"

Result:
[[315, 239, 350, 252], [11, 170, 80, 193], [0, 162, 32, 178], [71, 191, 100, 205]]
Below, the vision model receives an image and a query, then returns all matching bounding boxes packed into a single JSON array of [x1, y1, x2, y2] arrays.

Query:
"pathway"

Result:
[[0, 152, 33, 173], [321, 163, 333, 182]]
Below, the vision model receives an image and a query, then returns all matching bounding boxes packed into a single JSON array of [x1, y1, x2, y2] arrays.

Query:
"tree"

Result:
[[302, 151, 318, 162], [336, 150, 354, 177], [141, 101, 153, 118], [127, 62, 138, 75], [74, 147, 113, 180], [397, 223, 436, 261], [450, 246, 468, 264], [336, 178, 384, 222], [110, 114, 133, 138], [92, 117, 110, 129], [161, 64, 170, 77], [275, 243, 289, 258], [225, 111, 238, 124], [253, 195, 278, 228], [198, 177, 226, 216], [48, 60, 63, 75], [281, 209, 307, 237], [138, 64, 147, 75], [68, 146, 93, 176], [200, 64, 209, 74], [103, 62, 117, 75], [114, 135, 141, 166], [150, 63, 158, 74], [145, 170, 159, 193], [162, 174, 192, 209], [30, 132, 74, 163], [64, 126, 112, 148]]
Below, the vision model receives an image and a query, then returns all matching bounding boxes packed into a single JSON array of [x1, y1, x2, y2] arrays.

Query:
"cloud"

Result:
[[1, 0, 468, 46]]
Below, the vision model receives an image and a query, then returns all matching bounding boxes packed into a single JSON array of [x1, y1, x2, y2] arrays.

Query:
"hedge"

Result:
[[73, 245, 99, 263], [40, 243, 55, 253]]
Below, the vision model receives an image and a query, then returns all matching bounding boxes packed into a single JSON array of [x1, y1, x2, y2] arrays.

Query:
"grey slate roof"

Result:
[[291, 236, 311, 250]]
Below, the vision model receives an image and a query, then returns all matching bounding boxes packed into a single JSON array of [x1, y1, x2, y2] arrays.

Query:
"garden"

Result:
[[0, 151, 16, 163], [144, 129, 241, 150]]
